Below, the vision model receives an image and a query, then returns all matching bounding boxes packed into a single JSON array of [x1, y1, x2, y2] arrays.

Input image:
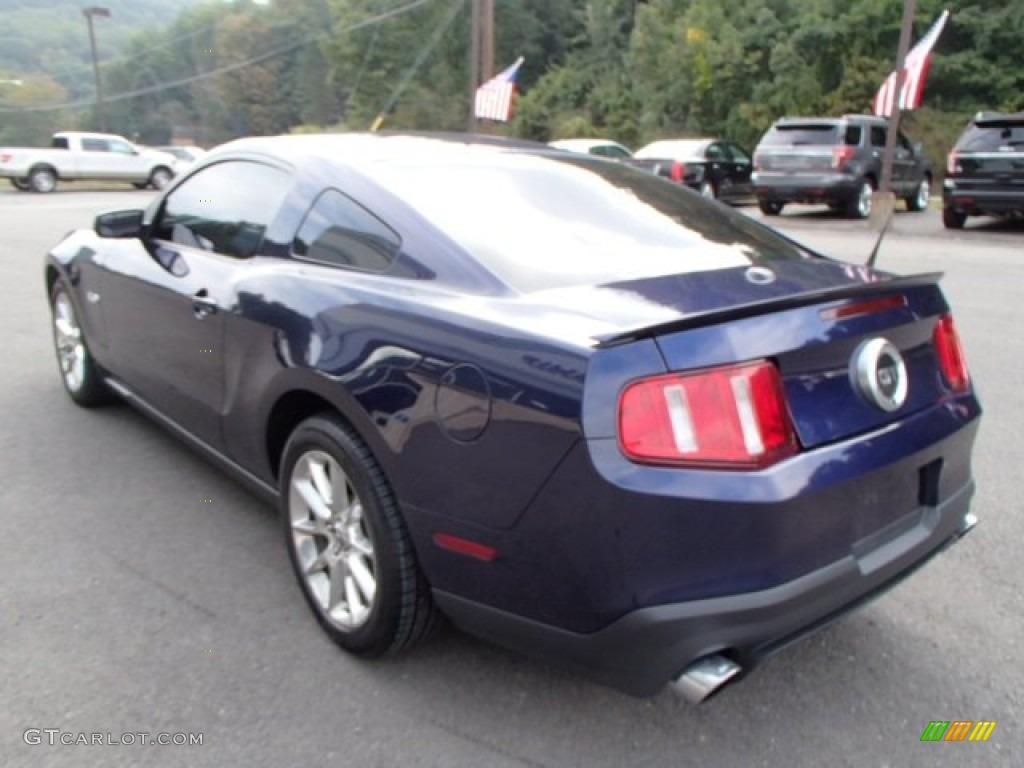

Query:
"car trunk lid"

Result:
[[590, 261, 955, 451]]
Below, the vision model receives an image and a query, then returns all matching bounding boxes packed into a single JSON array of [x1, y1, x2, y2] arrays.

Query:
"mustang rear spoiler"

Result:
[[593, 271, 944, 348]]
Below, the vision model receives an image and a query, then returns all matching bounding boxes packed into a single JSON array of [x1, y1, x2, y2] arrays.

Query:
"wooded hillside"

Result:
[[1, 0, 1021, 170]]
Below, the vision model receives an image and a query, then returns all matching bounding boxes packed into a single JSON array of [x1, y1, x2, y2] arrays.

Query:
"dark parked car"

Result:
[[46, 133, 980, 701], [630, 138, 754, 202], [753, 114, 932, 219], [942, 111, 1024, 229]]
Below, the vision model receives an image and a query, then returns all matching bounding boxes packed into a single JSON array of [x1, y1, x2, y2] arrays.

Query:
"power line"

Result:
[[0, 0, 432, 114]]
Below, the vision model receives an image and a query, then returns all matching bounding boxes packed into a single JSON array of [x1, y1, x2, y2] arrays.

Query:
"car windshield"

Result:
[[367, 152, 812, 293], [760, 124, 854, 147], [956, 119, 1024, 151], [635, 140, 709, 160]]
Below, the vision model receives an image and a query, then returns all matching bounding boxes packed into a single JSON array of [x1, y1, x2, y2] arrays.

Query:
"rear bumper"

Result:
[[435, 483, 977, 697], [754, 172, 859, 205], [942, 181, 1024, 215]]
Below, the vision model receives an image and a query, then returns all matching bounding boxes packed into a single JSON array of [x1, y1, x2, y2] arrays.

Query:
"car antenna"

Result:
[[865, 199, 895, 269]]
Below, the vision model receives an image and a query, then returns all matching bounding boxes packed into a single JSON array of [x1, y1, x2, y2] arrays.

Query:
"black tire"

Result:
[[49, 281, 114, 407], [10, 177, 30, 191], [28, 166, 57, 193], [280, 414, 438, 657], [758, 199, 784, 216], [905, 176, 931, 212], [846, 178, 875, 219], [148, 166, 173, 190], [943, 207, 967, 230]]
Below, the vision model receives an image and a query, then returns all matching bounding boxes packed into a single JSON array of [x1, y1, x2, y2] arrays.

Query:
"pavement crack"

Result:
[[98, 548, 218, 620]]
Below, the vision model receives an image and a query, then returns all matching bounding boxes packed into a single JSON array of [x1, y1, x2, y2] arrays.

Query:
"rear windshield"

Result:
[[955, 120, 1024, 152], [760, 124, 861, 147], [368, 152, 812, 293]]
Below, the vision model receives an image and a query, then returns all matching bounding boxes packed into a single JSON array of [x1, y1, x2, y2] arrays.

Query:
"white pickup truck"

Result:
[[0, 131, 178, 193]]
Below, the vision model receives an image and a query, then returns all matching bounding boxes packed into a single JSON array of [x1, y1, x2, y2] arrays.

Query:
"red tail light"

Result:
[[0, 153, 11, 163], [946, 150, 959, 175], [933, 314, 970, 392], [670, 160, 686, 182], [619, 360, 798, 469], [831, 146, 856, 170]]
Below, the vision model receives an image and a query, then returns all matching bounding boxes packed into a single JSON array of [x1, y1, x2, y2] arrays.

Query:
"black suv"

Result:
[[942, 111, 1024, 229], [752, 114, 932, 219]]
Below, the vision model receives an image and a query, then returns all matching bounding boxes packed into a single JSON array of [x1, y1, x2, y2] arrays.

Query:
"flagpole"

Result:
[[874, 0, 917, 225]]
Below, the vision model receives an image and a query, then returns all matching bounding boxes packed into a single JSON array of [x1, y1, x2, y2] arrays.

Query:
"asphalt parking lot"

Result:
[[1, 187, 1020, 767]]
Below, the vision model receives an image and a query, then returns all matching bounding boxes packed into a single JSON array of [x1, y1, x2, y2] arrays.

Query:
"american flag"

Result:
[[873, 9, 950, 117], [474, 56, 524, 122]]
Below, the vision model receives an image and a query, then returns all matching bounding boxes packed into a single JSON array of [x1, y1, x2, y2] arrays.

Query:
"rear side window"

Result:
[[761, 124, 860, 147], [955, 121, 1024, 152], [153, 160, 290, 259], [292, 188, 401, 273], [51, 136, 69, 150], [592, 144, 630, 158]]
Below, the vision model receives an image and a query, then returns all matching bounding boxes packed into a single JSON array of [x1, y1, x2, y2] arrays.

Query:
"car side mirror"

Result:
[[95, 209, 145, 239]]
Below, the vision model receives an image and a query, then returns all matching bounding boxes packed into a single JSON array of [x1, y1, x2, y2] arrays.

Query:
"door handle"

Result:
[[191, 289, 218, 318]]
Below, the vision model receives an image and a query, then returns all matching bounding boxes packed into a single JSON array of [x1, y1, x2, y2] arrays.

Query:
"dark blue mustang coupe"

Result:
[[45, 133, 980, 701]]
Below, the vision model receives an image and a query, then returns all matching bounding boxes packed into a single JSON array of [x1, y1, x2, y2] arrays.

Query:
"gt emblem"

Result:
[[851, 338, 907, 412]]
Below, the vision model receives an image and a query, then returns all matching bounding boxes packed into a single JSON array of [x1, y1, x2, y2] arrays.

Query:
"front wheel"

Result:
[[942, 207, 967, 230], [758, 199, 784, 216], [50, 282, 113, 407], [281, 414, 438, 657], [905, 177, 930, 212]]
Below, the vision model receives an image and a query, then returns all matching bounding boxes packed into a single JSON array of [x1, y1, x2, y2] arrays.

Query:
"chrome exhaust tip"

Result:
[[958, 512, 978, 538], [670, 654, 742, 704]]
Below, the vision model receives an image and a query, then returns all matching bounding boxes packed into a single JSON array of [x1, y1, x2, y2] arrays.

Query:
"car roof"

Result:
[[973, 110, 1024, 126], [54, 131, 134, 141], [773, 114, 886, 126], [634, 138, 715, 159], [212, 132, 557, 170], [548, 138, 628, 152]]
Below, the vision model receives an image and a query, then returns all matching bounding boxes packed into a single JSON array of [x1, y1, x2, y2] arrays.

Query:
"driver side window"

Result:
[[153, 161, 290, 259]]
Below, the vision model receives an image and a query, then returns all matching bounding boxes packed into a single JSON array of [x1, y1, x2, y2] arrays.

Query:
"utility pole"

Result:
[[83, 6, 111, 133], [467, 0, 494, 133], [467, 0, 480, 132], [873, 0, 917, 226], [481, 0, 494, 83]]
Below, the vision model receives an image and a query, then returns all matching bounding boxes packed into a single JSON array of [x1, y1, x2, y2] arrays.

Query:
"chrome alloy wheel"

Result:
[[53, 291, 86, 393], [288, 450, 377, 630], [915, 178, 930, 210], [856, 180, 873, 218]]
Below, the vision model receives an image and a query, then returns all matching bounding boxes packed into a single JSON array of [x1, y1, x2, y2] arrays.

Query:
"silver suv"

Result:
[[752, 115, 932, 219]]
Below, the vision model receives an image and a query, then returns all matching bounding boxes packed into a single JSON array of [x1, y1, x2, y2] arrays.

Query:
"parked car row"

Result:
[[550, 109, 1024, 228]]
